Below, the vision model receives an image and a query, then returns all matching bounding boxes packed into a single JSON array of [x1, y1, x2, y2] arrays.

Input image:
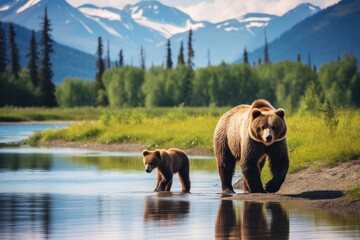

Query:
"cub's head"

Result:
[[249, 108, 287, 146], [142, 150, 161, 173]]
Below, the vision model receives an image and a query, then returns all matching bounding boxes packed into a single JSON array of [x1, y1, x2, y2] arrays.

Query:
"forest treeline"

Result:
[[55, 54, 360, 111], [2, 52, 360, 111]]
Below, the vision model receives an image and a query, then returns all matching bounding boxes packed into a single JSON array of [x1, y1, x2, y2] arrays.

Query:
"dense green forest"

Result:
[[56, 54, 359, 111], [2, 53, 360, 110]]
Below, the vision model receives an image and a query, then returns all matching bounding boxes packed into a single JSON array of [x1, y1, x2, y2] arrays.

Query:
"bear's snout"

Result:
[[266, 135, 273, 142], [145, 164, 153, 173]]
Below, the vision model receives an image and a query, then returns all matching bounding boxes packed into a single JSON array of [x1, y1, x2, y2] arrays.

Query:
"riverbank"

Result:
[[38, 140, 360, 214], [39, 140, 214, 156], [230, 159, 360, 214]]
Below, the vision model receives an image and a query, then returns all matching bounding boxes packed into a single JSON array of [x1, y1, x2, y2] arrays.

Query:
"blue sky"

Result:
[[66, 0, 340, 22]]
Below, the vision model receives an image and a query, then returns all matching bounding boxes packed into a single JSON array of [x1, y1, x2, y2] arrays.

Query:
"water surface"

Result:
[[0, 147, 359, 240], [0, 123, 67, 143]]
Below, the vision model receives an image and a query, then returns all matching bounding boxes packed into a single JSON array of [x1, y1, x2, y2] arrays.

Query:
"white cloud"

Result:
[[66, 0, 340, 23]]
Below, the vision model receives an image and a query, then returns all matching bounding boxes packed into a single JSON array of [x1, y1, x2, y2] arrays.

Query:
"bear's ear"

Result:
[[251, 109, 262, 119], [275, 108, 285, 119], [154, 150, 161, 158], [142, 150, 150, 156]]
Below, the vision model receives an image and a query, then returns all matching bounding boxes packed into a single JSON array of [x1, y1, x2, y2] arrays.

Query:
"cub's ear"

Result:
[[142, 150, 150, 156], [275, 108, 285, 119], [251, 109, 262, 119]]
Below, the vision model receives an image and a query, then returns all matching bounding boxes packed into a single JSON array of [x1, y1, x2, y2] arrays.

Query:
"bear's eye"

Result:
[[257, 127, 261, 132], [272, 126, 276, 130], [261, 126, 266, 130]]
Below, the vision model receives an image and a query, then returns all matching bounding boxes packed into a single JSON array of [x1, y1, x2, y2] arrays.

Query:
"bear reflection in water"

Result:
[[143, 195, 190, 222], [215, 201, 289, 239]]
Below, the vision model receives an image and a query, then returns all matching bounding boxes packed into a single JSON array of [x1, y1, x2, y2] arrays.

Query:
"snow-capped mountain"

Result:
[[124, 1, 207, 38], [0, 0, 321, 69]]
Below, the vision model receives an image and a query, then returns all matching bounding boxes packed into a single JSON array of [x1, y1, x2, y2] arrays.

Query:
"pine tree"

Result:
[[119, 49, 124, 67], [166, 39, 172, 69], [0, 22, 7, 73], [8, 22, 20, 78], [264, 30, 269, 64], [243, 47, 248, 64], [307, 52, 312, 68], [140, 46, 145, 70], [106, 40, 111, 69], [177, 40, 185, 66], [27, 30, 38, 86], [39, 7, 56, 107], [297, 53, 301, 63], [95, 36, 107, 106], [187, 29, 194, 68], [207, 48, 211, 66]]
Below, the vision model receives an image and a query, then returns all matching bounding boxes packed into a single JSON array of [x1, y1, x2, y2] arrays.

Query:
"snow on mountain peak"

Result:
[[0, 5, 10, 11], [79, 6, 121, 21], [16, 0, 41, 14]]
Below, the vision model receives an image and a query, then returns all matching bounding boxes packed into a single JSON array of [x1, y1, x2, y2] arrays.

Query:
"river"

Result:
[[0, 124, 359, 239]]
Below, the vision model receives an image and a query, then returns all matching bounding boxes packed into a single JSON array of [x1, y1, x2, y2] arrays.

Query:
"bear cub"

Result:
[[142, 148, 191, 193], [213, 99, 289, 194]]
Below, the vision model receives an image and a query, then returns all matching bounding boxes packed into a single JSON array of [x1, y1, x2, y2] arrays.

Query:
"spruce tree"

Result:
[[166, 39, 172, 69], [0, 22, 7, 73], [106, 40, 111, 69], [243, 47, 248, 64], [177, 40, 185, 66], [187, 29, 194, 68], [297, 53, 301, 63], [27, 30, 38, 86], [264, 30, 269, 64], [8, 22, 20, 78], [119, 49, 124, 67], [95, 36, 107, 106], [39, 7, 56, 107], [140, 46, 145, 69]]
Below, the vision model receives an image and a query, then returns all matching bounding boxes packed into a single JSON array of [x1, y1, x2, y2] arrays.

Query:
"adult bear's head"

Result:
[[249, 107, 287, 146]]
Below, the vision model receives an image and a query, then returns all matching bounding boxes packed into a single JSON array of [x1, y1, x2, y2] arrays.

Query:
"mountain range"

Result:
[[0, 0, 321, 68], [239, 0, 360, 67]]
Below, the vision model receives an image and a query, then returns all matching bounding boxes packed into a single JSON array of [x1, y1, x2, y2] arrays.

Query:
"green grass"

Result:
[[346, 186, 360, 199], [25, 107, 360, 175], [0, 107, 105, 121], [0, 106, 226, 122]]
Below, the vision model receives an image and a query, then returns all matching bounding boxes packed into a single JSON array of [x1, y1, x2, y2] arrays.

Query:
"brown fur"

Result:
[[142, 148, 191, 192], [213, 99, 289, 193]]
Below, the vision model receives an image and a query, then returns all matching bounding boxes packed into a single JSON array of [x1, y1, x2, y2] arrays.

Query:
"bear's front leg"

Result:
[[264, 141, 289, 193], [156, 173, 173, 191], [240, 154, 266, 193], [164, 178, 173, 191], [155, 171, 165, 191]]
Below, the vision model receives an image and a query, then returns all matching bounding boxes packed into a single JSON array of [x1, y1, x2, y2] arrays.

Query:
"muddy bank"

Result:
[[39, 140, 214, 156], [229, 160, 360, 214]]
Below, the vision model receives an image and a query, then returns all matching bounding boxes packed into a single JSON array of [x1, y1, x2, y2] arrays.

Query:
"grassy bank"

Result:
[[0, 107, 104, 122], [27, 107, 360, 175]]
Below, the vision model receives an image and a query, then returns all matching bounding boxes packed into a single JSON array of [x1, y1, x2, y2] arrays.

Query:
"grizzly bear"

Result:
[[213, 99, 289, 193], [142, 148, 191, 193]]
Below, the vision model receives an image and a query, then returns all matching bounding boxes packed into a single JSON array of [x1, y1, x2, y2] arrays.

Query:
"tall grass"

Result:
[[27, 107, 360, 174]]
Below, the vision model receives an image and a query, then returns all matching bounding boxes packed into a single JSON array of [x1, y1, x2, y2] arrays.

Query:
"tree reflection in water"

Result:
[[215, 200, 289, 239]]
